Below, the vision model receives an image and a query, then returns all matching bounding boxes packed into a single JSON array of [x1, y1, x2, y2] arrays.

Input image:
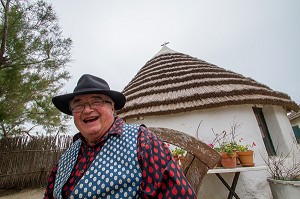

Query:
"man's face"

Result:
[[70, 94, 115, 145]]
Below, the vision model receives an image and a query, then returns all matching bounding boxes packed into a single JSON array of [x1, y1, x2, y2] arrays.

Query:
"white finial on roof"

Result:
[[152, 43, 178, 58], [161, 41, 169, 46]]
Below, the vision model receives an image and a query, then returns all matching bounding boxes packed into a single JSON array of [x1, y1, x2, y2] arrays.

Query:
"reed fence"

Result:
[[0, 135, 72, 189]]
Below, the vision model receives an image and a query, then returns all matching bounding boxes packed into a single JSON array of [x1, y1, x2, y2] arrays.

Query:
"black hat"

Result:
[[52, 74, 126, 115]]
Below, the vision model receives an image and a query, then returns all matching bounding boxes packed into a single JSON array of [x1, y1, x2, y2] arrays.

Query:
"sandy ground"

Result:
[[0, 188, 45, 199]]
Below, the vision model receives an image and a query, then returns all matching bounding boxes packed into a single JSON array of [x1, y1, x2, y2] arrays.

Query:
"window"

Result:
[[292, 125, 300, 144], [252, 107, 276, 156]]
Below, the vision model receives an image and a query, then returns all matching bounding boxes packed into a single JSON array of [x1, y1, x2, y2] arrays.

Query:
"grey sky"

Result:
[[48, 0, 300, 104]]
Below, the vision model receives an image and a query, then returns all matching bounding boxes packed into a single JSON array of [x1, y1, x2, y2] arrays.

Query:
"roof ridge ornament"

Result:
[[151, 43, 178, 59], [161, 41, 169, 46]]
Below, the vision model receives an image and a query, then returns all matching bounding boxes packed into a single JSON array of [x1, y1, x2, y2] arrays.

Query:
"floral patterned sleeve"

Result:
[[44, 164, 58, 199], [137, 126, 197, 199]]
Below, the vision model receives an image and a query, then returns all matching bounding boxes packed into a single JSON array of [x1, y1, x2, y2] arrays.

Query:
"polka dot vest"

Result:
[[53, 124, 142, 199]]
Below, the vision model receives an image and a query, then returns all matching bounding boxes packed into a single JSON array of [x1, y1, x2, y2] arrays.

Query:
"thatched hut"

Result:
[[118, 45, 299, 198]]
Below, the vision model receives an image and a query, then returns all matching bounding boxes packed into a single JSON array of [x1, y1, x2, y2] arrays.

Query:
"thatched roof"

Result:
[[288, 105, 300, 121], [118, 46, 299, 119]]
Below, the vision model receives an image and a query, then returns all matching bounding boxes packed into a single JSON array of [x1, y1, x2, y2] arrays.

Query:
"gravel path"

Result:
[[0, 188, 45, 199]]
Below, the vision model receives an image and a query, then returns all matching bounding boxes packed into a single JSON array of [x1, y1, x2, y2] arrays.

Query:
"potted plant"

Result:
[[209, 123, 240, 168], [214, 142, 238, 168], [208, 120, 258, 168], [236, 141, 256, 167], [263, 148, 300, 199], [171, 147, 186, 164]]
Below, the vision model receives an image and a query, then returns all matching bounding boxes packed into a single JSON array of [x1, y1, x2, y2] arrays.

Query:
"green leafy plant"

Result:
[[171, 147, 185, 157], [216, 142, 238, 157], [236, 138, 256, 152], [209, 122, 240, 157], [235, 144, 249, 152], [209, 119, 256, 157], [235, 142, 256, 152]]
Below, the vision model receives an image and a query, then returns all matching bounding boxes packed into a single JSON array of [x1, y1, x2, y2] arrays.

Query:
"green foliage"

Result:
[[216, 142, 238, 157], [0, 0, 72, 137], [235, 144, 250, 152], [171, 147, 185, 157], [215, 142, 254, 157], [209, 119, 256, 157]]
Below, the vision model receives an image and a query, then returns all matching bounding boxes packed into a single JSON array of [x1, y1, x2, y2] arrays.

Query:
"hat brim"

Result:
[[52, 89, 126, 115]]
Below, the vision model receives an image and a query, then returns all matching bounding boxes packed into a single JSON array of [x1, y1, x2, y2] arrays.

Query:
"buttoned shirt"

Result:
[[44, 117, 197, 199]]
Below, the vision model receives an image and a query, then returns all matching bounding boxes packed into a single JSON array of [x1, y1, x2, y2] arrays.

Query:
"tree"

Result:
[[0, 0, 72, 137]]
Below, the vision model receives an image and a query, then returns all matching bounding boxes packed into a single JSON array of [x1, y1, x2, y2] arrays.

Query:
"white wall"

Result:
[[127, 105, 273, 199], [263, 105, 299, 158]]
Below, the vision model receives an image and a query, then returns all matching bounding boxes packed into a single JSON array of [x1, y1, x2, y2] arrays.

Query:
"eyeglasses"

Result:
[[69, 99, 112, 113]]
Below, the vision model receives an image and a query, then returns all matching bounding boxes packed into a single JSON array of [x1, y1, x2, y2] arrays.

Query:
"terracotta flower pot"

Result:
[[220, 152, 237, 168], [236, 150, 255, 167]]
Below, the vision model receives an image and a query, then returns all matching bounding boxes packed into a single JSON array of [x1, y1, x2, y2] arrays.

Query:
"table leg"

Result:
[[227, 172, 240, 199], [215, 173, 240, 199]]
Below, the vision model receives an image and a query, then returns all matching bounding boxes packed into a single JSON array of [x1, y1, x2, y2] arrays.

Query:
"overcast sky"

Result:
[[47, 0, 300, 105]]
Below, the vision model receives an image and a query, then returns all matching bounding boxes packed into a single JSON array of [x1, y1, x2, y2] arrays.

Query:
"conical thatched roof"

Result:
[[118, 46, 299, 119], [288, 104, 300, 121]]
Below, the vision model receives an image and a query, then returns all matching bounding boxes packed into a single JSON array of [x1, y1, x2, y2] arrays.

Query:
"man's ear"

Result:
[[111, 102, 115, 113]]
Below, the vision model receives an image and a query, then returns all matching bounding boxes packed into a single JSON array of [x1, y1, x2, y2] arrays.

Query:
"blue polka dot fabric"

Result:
[[54, 139, 82, 199], [54, 124, 142, 199]]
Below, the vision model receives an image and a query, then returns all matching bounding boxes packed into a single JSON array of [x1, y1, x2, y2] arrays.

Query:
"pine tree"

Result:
[[0, 0, 72, 137]]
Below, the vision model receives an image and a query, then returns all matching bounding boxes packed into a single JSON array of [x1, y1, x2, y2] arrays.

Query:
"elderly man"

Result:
[[44, 74, 196, 199]]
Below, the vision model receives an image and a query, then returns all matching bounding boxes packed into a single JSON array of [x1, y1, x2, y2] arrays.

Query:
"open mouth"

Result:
[[83, 116, 99, 123]]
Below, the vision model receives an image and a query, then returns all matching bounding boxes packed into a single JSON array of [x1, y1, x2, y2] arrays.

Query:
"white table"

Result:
[[207, 166, 268, 199]]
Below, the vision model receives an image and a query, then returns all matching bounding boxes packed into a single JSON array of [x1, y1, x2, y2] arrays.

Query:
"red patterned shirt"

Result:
[[44, 117, 197, 198]]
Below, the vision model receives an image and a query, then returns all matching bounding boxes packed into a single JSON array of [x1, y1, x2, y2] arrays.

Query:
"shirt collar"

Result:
[[106, 116, 124, 136]]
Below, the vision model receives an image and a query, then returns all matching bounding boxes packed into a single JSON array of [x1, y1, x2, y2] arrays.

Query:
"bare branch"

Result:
[[262, 145, 300, 180], [1, 0, 5, 8], [196, 120, 202, 139]]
